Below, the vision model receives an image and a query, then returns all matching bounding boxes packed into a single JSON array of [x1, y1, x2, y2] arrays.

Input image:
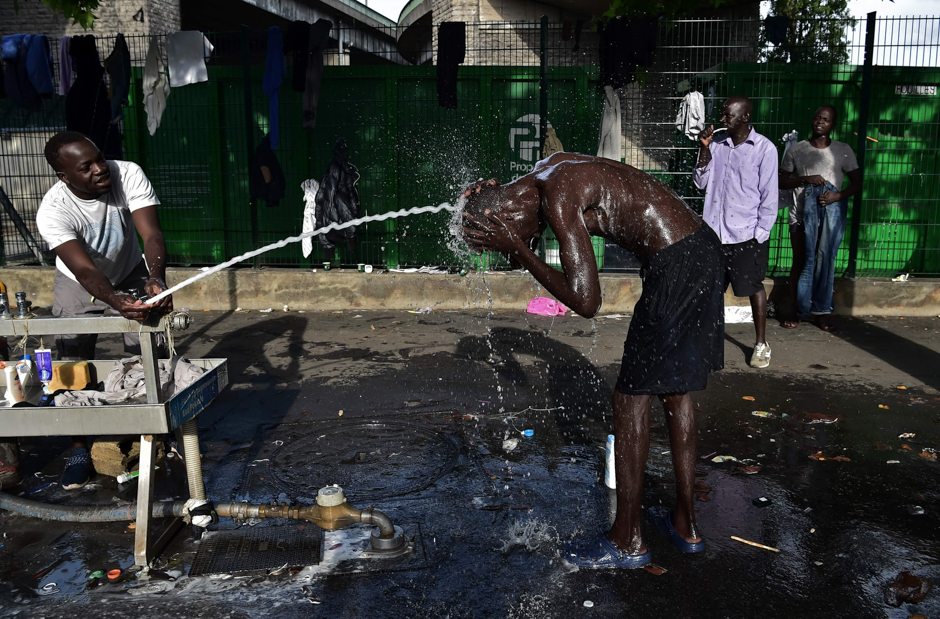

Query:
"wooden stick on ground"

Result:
[[731, 536, 780, 553]]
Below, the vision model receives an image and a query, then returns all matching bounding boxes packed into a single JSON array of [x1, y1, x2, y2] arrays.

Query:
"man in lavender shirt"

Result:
[[694, 96, 779, 368]]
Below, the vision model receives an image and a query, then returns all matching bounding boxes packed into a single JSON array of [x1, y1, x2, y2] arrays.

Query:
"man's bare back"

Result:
[[530, 154, 702, 260]]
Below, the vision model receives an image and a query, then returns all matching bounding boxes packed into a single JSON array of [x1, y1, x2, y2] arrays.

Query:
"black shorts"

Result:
[[615, 225, 725, 395], [720, 235, 769, 297]]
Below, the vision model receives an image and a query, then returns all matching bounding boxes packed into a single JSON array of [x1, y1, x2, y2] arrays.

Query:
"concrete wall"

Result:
[[2, 267, 939, 317], [0, 0, 181, 39]]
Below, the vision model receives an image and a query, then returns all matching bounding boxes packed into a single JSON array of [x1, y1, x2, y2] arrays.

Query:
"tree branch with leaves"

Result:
[[12, 0, 101, 30]]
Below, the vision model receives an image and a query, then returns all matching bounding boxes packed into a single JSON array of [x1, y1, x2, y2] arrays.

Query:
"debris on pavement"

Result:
[[711, 455, 738, 463], [804, 412, 840, 424], [742, 396, 756, 401], [751, 411, 773, 418], [899, 433, 916, 439], [644, 564, 667, 576], [752, 497, 772, 508], [918, 451, 937, 460], [906, 505, 925, 515], [694, 480, 712, 502], [887, 460, 901, 464], [583, 600, 594, 608], [808, 451, 851, 462], [884, 571, 931, 607], [739, 465, 761, 475], [730, 536, 779, 553], [879, 404, 890, 410]]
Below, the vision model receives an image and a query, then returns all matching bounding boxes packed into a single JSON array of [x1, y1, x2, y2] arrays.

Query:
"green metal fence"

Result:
[[1, 16, 938, 276]]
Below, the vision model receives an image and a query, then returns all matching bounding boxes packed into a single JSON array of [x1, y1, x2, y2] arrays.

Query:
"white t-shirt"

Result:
[[37, 160, 160, 284], [781, 140, 859, 224]]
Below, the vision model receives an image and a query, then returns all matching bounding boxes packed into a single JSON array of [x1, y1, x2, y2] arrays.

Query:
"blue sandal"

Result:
[[647, 506, 704, 554], [563, 535, 651, 569]]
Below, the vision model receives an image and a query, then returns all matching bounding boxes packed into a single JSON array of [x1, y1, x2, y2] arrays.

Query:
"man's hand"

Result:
[[463, 178, 499, 198], [818, 190, 841, 207], [113, 292, 151, 322], [462, 209, 523, 255], [143, 277, 173, 315], [699, 125, 715, 148], [801, 175, 826, 186]]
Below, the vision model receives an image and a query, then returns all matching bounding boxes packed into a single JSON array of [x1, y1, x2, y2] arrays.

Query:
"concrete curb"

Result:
[[1, 266, 938, 316]]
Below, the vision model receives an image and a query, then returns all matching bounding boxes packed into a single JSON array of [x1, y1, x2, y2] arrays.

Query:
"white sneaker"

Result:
[[750, 342, 771, 368]]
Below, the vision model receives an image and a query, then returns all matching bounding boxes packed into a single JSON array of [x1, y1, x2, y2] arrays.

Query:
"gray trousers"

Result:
[[52, 260, 167, 360]]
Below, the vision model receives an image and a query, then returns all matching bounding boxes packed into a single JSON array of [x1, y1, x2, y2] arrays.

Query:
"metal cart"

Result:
[[0, 314, 227, 568]]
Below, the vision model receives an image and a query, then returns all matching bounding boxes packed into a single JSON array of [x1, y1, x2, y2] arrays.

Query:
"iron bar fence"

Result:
[[0, 15, 937, 276]]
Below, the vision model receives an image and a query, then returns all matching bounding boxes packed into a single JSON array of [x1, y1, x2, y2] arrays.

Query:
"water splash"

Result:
[[146, 202, 459, 305]]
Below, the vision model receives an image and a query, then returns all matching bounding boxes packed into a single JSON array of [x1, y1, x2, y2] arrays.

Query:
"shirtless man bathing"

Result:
[[461, 152, 724, 568]]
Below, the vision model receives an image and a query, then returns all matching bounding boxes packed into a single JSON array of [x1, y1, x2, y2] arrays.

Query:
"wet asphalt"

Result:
[[1, 303, 938, 618]]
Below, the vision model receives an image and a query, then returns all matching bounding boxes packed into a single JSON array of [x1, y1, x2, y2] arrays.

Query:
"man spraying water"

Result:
[[460, 152, 724, 568]]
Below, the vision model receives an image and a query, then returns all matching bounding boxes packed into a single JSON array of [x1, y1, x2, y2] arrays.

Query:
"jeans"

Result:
[[796, 182, 847, 318]]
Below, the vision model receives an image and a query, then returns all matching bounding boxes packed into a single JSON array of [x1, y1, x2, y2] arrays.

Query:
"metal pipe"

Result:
[[0, 491, 184, 522], [180, 419, 206, 501]]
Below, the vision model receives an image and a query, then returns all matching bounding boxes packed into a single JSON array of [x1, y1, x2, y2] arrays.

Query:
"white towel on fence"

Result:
[[301, 178, 321, 258], [597, 85, 621, 161], [675, 91, 705, 141], [142, 36, 170, 136], [166, 31, 214, 87]]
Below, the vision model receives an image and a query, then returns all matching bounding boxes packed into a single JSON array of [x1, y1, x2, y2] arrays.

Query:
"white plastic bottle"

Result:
[[4, 364, 24, 405], [16, 355, 32, 390]]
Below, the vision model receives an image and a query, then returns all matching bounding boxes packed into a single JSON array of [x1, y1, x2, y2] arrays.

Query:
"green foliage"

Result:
[[12, 0, 100, 30], [761, 0, 853, 63]]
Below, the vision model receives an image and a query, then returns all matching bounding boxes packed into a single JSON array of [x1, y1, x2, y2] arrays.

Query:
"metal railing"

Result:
[[0, 15, 937, 276]]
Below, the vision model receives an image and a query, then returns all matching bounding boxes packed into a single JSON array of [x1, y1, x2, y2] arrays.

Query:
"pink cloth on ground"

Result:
[[526, 296, 567, 316]]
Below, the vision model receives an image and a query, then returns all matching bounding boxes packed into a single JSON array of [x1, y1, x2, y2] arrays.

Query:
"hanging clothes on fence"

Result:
[[315, 138, 360, 261], [166, 30, 214, 87], [67, 35, 121, 159], [142, 36, 170, 136], [598, 17, 657, 88], [597, 85, 621, 161], [105, 34, 131, 124], [285, 21, 309, 93], [263, 26, 285, 149], [302, 19, 332, 130], [301, 178, 320, 258], [436, 21, 465, 109], [764, 15, 790, 46], [58, 35, 72, 95], [1, 34, 54, 109], [675, 90, 705, 141], [542, 126, 564, 159], [249, 135, 286, 208]]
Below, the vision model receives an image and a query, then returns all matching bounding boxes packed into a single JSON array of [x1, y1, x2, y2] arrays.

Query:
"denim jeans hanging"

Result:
[[797, 181, 847, 318]]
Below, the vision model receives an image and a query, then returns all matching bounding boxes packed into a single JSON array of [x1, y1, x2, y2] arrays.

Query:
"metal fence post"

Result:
[[539, 15, 548, 155], [241, 25, 260, 269], [848, 11, 876, 278]]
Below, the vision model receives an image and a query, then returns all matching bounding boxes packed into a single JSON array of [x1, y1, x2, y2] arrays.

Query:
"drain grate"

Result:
[[190, 525, 322, 576]]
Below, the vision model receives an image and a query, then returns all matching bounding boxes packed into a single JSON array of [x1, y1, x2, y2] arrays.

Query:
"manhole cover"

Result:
[[190, 525, 322, 576], [266, 420, 459, 502]]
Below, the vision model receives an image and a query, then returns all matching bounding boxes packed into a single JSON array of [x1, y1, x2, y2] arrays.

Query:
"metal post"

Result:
[[848, 11, 876, 278], [539, 15, 549, 157], [134, 433, 157, 568], [241, 25, 260, 269]]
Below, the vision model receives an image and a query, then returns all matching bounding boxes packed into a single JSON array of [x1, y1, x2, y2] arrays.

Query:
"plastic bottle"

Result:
[[4, 364, 24, 405], [16, 355, 32, 389]]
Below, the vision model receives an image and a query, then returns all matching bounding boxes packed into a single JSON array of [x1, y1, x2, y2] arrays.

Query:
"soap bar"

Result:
[[49, 361, 92, 391]]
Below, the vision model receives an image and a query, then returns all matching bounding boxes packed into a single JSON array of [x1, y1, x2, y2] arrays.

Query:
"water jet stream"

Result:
[[146, 202, 459, 305]]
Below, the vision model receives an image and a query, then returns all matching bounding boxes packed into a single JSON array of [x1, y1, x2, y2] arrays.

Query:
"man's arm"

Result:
[[692, 125, 715, 189], [131, 205, 173, 313], [462, 187, 602, 318], [53, 241, 150, 321], [755, 143, 779, 242]]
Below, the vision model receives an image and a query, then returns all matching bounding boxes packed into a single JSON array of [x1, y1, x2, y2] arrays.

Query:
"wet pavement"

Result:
[[1, 307, 939, 618]]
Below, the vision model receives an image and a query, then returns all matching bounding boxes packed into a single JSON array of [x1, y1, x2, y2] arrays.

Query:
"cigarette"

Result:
[[731, 535, 780, 553], [712, 127, 727, 133], [853, 132, 879, 143]]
